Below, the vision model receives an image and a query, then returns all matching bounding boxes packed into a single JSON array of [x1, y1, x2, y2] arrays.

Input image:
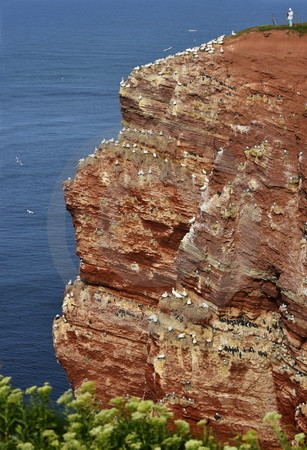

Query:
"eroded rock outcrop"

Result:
[[54, 29, 307, 446]]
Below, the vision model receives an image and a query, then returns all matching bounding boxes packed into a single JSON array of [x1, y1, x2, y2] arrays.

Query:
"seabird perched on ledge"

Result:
[[172, 288, 183, 299]]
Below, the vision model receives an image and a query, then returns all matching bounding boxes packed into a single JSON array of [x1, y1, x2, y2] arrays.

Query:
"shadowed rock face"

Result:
[[54, 29, 307, 447]]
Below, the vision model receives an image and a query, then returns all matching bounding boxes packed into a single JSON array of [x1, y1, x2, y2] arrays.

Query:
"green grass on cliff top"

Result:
[[229, 22, 307, 38]]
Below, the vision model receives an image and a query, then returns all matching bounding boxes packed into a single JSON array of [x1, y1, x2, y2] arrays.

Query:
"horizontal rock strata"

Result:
[[54, 29, 307, 447]]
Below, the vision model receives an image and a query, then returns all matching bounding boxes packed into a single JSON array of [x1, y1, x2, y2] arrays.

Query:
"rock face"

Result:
[[54, 29, 307, 446]]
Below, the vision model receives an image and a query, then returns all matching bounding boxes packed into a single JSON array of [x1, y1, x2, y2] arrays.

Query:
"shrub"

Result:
[[0, 375, 305, 449]]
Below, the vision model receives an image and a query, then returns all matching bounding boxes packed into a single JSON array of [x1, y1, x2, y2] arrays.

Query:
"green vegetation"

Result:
[[228, 22, 307, 38], [0, 375, 305, 449]]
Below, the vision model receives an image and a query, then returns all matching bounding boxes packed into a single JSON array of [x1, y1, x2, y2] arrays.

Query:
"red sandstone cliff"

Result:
[[53, 29, 307, 447]]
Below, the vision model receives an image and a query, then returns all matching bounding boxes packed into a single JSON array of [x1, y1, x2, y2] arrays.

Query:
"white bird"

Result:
[[26, 209, 34, 214], [161, 292, 169, 298], [232, 30, 236, 35], [148, 315, 158, 323], [189, 217, 196, 224], [16, 157, 23, 166], [200, 302, 209, 308], [178, 333, 186, 339], [68, 279, 72, 285], [114, 160, 119, 166], [186, 299, 192, 305], [167, 325, 173, 332], [157, 354, 166, 359], [172, 288, 183, 299], [138, 169, 144, 176]]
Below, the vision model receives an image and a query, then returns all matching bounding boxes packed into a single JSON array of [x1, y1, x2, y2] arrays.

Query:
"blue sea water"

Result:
[[1, 0, 306, 399]]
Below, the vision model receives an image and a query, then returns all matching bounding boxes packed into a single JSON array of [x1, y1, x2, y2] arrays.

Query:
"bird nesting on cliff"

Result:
[[172, 288, 183, 299], [200, 302, 209, 308], [148, 315, 158, 323], [138, 169, 144, 176]]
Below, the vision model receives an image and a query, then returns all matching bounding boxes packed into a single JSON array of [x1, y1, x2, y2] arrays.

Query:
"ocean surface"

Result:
[[1, 0, 306, 399]]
